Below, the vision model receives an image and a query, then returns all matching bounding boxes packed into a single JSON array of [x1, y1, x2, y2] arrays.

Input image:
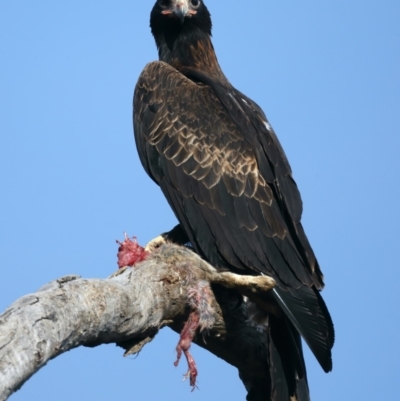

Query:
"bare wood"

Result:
[[0, 244, 274, 401]]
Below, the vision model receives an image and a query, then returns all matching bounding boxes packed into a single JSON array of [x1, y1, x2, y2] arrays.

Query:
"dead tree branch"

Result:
[[0, 244, 275, 401]]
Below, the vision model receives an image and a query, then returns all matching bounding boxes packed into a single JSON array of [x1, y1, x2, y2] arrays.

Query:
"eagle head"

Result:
[[151, 0, 212, 45]]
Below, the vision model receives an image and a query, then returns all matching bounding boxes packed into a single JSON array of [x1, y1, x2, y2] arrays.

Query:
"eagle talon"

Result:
[[144, 235, 167, 253]]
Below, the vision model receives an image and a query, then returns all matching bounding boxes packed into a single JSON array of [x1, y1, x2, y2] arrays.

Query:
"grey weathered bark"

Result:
[[0, 244, 275, 401]]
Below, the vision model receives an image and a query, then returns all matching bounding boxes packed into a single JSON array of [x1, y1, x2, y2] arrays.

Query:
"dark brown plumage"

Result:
[[133, 1, 334, 399]]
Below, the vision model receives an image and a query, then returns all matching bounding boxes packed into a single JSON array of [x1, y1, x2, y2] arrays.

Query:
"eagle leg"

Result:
[[174, 280, 215, 389]]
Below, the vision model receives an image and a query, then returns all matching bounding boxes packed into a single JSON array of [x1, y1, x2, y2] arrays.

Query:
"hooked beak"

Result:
[[174, 2, 189, 24], [161, 1, 197, 24]]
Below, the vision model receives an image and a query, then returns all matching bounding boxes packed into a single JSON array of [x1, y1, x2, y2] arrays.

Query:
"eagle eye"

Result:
[[190, 0, 200, 8]]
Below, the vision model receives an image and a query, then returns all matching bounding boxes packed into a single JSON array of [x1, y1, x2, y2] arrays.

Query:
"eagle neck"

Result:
[[158, 31, 226, 81]]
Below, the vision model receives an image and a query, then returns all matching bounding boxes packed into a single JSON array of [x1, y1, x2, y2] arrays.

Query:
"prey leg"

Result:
[[174, 280, 215, 390], [174, 311, 200, 389]]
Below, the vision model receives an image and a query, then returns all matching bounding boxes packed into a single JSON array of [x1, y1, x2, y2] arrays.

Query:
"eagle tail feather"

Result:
[[272, 287, 334, 373], [268, 315, 310, 401]]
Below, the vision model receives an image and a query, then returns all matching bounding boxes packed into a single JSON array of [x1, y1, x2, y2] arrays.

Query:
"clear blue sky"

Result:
[[1, 1, 399, 400]]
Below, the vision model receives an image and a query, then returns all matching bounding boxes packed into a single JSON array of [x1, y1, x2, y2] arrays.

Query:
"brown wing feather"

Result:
[[134, 61, 313, 287]]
